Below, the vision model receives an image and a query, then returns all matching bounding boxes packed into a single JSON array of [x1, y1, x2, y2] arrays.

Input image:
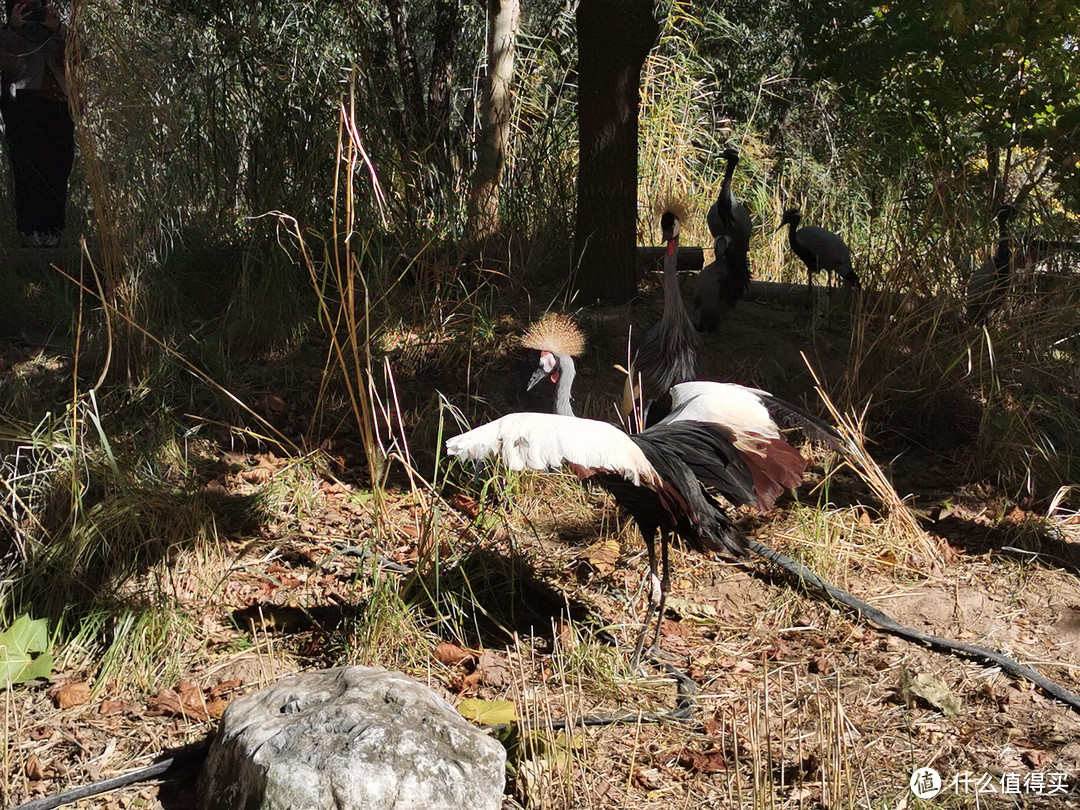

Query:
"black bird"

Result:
[[966, 204, 1018, 323], [697, 147, 753, 331], [779, 207, 859, 292], [706, 147, 753, 257]]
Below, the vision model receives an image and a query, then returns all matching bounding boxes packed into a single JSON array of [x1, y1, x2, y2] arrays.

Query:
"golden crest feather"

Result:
[[649, 193, 692, 231], [521, 312, 585, 357]]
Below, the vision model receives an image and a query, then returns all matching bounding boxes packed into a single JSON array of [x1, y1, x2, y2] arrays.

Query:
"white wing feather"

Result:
[[661, 381, 780, 444], [446, 413, 660, 486]]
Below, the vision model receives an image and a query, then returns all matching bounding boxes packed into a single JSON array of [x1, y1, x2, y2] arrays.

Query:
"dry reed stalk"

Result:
[[805, 355, 940, 565]]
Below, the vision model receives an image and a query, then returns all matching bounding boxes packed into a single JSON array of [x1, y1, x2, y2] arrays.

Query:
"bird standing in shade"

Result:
[[624, 206, 699, 430], [696, 147, 753, 331], [521, 312, 586, 417], [966, 204, 1018, 323], [779, 207, 859, 292]]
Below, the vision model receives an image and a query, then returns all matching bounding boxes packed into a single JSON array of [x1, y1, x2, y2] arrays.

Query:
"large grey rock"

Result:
[[196, 666, 506, 810]]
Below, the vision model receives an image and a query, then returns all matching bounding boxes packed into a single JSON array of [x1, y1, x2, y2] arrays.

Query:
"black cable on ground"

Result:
[[10, 745, 209, 810], [22, 533, 1080, 810], [747, 537, 1080, 714]]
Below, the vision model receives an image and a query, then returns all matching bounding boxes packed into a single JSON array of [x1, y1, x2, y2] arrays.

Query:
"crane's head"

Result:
[[778, 207, 802, 230], [521, 312, 584, 391], [528, 350, 562, 390], [660, 210, 681, 244], [722, 146, 740, 164]]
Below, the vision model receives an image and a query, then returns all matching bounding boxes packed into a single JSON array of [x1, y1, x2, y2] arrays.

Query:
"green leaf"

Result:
[[0, 615, 54, 686], [458, 698, 517, 726]]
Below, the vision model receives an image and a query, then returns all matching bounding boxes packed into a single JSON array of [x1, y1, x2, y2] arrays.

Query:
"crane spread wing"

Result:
[[663, 382, 780, 441], [446, 412, 661, 487], [660, 382, 810, 511]]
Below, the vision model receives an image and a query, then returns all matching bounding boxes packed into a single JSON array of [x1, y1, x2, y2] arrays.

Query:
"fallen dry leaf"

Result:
[[631, 767, 664, 791], [1023, 749, 1052, 769], [475, 650, 509, 688], [204, 479, 229, 498], [678, 748, 727, 774], [99, 700, 133, 716], [52, 680, 91, 709], [907, 672, 962, 716], [449, 492, 481, 519], [434, 641, 474, 667], [25, 753, 48, 780], [579, 538, 620, 577], [146, 685, 210, 722], [206, 699, 229, 719], [208, 679, 243, 699]]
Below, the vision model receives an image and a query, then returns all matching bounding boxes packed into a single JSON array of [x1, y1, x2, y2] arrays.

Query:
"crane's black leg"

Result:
[[631, 529, 661, 667], [643, 533, 672, 659]]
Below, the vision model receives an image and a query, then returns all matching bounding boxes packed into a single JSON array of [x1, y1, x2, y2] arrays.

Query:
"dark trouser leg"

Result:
[[1, 92, 75, 236]]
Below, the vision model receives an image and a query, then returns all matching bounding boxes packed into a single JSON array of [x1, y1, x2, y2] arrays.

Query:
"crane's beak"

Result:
[[527, 366, 550, 391]]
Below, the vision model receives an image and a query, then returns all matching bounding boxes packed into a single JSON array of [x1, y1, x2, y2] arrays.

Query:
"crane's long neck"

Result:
[[554, 355, 576, 417], [662, 235, 686, 321], [785, 220, 801, 253], [720, 156, 736, 203], [993, 212, 1012, 270]]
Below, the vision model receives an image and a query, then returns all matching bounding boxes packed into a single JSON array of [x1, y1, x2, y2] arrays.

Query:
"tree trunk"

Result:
[[573, 0, 658, 304], [466, 0, 521, 245]]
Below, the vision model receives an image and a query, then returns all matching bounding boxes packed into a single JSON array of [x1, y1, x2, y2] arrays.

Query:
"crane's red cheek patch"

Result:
[[550, 371, 560, 384], [666, 240, 676, 257]]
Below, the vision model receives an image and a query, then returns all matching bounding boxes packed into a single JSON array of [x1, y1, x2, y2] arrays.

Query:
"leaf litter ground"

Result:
[[3, 290, 1080, 809]]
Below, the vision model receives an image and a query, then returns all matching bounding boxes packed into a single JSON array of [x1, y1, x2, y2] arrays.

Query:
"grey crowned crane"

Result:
[[623, 207, 699, 430], [521, 312, 586, 417], [966, 204, 1018, 323], [525, 312, 839, 515], [446, 412, 754, 663], [779, 207, 860, 291], [696, 147, 753, 332]]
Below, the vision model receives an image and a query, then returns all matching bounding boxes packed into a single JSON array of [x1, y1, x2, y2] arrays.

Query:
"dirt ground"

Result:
[[4, 278, 1080, 809]]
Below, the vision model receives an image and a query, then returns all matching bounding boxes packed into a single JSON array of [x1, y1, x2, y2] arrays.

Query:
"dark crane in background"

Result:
[[779, 207, 860, 292], [695, 147, 753, 331], [623, 207, 700, 430], [966, 204, 1018, 323]]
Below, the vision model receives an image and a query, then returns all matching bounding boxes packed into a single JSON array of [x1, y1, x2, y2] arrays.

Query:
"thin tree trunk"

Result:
[[466, 0, 520, 244], [428, 0, 460, 137], [573, 0, 658, 304], [383, 0, 426, 147]]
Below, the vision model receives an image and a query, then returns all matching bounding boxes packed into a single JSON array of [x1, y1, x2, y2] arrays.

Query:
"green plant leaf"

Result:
[[457, 698, 517, 726], [0, 615, 54, 686]]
